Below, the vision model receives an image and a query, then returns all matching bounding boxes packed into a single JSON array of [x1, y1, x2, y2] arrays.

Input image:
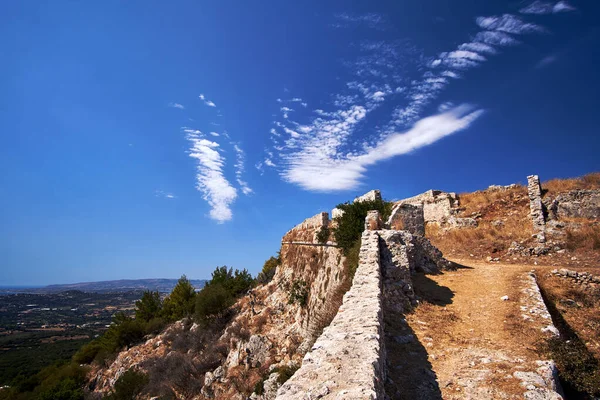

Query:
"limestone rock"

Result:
[[365, 210, 383, 231], [554, 189, 600, 220]]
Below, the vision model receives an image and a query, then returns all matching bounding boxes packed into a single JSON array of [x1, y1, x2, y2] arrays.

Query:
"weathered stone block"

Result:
[[395, 189, 459, 224], [386, 203, 425, 236], [365, 210, 383, 231], [354, 189, 382, 204]]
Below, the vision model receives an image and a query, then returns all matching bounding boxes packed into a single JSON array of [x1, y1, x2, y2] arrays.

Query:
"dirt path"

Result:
[[385, 260, 562, 399]]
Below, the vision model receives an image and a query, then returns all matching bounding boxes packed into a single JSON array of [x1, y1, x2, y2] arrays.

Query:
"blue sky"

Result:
[[1, 0, 599, 285]]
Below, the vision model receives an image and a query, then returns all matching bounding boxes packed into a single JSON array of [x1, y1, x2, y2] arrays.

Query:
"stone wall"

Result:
[[354, 189, 382, 204], [386, 203, 425, 236], [527, 175, 547, 243], [550, 268, 600, 291], [396, 189, 459, 224], [283, 212, 330, 243], [276, 230, 386, 399]]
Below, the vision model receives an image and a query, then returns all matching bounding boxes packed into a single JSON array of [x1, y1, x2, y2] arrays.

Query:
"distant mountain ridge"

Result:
[[1, 278, 207, 294]]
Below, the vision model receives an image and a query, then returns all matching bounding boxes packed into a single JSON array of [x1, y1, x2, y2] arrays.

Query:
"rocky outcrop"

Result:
[[528, 175, 547, 243], [552, 190, 600, 220], [276, 231, 386, 399]]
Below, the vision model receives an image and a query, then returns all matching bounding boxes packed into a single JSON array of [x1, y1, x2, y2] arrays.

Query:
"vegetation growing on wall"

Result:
[[332, 199, 393, 254], [316, 226, 330, 244], [287, 279, 309, 307], [331, 198, 392, 282]]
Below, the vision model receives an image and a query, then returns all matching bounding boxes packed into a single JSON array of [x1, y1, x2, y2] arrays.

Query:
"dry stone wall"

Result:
[[527, 175, 547, 243], [354, 189, 382, 203], [395, 189, 459, 225], [276, 230, 386, 399], [386, 203, 425, 236]]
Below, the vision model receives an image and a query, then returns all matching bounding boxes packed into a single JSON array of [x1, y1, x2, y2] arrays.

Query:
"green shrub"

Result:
[[161, 275, 197, 321], [343, 240, 362, 281], [73, 341, 103, 364], [254, 379, 265, 395], [107, 369, 149, 400], [206, 266, 254, 297], [333, 199, 393, 254], [257, 255, 280, 284], [288, 280, 308, 307], [35, 362, 87, 400], [275, 365, 299, 384], [195, 283, 234, 321], [316, 226, 330, 244], [135, 291, 163, 322]]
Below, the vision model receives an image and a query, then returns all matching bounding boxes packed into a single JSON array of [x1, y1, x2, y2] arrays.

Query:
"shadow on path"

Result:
[[384, 273, 454, 399], [412, 273, 454, 306]]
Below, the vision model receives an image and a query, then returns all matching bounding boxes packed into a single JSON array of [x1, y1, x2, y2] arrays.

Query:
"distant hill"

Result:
[[2, 279, 207, 294]]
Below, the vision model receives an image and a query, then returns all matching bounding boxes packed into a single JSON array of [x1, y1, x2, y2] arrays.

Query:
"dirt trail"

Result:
[[386, 260, 561, 399]]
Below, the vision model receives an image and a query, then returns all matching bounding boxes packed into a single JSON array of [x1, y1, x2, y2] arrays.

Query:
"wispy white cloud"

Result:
[[209, 132, 220, 137], [262, 7, 568, 193], [536, 54, 559, 68], [281, 106, 293, 119], [282, 105, 484, 191], [232, 143, 253, 195], [476, 14, 546, 34], [155, 190, 177, 199], [168, 102, 185, 109], [520, 0, 576, 14], [333, 12, 387, 30], [199, 94, 217, 107], [184, 130, 237, 223]]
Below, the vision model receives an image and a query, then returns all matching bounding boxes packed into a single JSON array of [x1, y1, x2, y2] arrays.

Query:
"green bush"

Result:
[[288, 280, 308, 307], [275, 365, 299, 384], [195, 283, 235, 321], [35, 362, 88, 400], [254, 379, 265, 395], [161, 275, 197, 321], [316, 226, 330, 244], [106, 369, 149, 400], [257, 255, 280, 284], [135, 291, 163, 322], [206, 266, 254, 297], [332, 199, 393, 254]]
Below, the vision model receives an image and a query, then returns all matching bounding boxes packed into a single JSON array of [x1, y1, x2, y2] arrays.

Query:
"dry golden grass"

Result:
[[425, 184, 534, 258], [537, 273, 600, 360], [565, 224, 600, 251], [543, 172, 600, 196], [459, 185, 527, 215]]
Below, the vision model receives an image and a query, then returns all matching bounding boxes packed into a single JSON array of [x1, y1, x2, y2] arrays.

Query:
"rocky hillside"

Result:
[[89, 211, 352, 399], [422, 173, 600, 268], [86, 172, 599, 400]]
